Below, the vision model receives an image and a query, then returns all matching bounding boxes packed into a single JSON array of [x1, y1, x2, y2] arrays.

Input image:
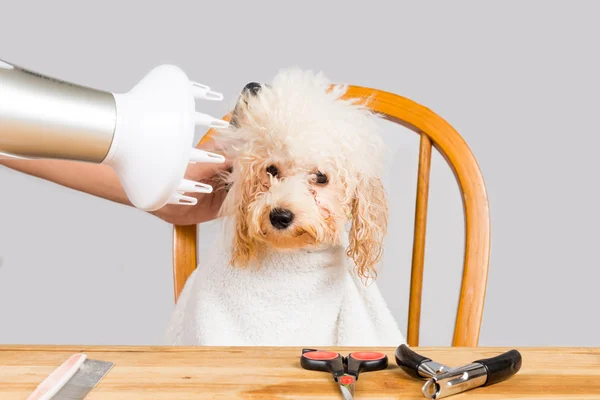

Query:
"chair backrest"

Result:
[[172, 86, 490, 347]]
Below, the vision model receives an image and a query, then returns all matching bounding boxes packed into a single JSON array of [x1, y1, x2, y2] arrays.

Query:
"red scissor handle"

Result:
[[301, 349, 345, 381], [347, 351, 388, 380]]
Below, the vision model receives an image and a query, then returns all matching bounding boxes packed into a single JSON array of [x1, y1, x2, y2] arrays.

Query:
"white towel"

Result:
[[165, 234, 406, 347]]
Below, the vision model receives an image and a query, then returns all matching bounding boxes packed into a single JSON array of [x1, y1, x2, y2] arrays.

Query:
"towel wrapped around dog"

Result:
[[165, 235, 406, 347]]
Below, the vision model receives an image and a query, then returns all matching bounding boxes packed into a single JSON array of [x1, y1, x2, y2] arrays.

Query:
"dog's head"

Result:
[[215, 69, 387, 279]]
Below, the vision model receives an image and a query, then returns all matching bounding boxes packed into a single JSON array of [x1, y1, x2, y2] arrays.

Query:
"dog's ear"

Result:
[[220, 156, 264, 268], [230, 82, 265, 128], [346, 176, 388, 280]]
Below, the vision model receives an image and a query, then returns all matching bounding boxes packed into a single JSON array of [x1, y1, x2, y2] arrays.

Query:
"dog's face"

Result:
[[215, 69, 388, 279]]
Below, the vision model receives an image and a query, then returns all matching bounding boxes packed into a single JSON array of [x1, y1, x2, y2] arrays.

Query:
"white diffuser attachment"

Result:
[[102, 65, 228, 211]]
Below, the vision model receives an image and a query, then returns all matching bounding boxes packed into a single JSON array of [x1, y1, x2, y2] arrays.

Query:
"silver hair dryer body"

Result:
[[0, 59, 117, 162]]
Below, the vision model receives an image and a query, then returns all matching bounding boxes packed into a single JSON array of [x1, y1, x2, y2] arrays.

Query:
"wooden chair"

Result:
[[171, 86, 490, 347]]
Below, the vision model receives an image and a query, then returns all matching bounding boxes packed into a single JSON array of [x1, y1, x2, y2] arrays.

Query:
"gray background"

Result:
[[0, 1, 598, 347]]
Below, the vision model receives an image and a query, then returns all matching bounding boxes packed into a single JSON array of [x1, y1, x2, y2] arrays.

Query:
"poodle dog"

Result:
[[166, 69, 405, 347]]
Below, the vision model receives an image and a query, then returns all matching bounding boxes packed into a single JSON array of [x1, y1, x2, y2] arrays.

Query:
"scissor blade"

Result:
[[338, 382, 354, 400]]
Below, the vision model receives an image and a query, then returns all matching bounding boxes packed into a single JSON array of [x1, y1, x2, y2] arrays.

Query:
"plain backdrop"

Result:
[[0, 1, 598, 347]]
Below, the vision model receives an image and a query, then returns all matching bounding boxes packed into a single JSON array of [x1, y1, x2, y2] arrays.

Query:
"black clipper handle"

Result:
[[395, 344, 431, 379], [474, 349, 522, 386]]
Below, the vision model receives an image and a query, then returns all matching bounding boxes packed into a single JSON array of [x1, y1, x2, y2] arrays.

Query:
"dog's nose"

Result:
[[269, 208, 294, 229]]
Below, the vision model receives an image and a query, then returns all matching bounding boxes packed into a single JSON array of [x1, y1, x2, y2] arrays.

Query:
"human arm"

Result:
[[0, 140, 230, 225]]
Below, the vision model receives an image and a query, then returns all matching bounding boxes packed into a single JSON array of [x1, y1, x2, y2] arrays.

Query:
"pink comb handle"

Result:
[[27, 353, 87, 400]]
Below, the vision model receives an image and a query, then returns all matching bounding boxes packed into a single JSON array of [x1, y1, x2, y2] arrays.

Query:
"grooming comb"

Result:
[[27, 353, 113, 400]]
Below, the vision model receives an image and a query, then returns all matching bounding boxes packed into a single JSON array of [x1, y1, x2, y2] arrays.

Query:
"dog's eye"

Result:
[[315, 171, 329, 184], [266, 165, 279, 177]]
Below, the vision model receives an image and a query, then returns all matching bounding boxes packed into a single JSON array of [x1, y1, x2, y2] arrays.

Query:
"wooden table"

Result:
[[1, 346, 599, 399]]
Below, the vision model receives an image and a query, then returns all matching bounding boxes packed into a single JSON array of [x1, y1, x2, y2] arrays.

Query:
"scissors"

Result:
[[300, 348, 388, 399]]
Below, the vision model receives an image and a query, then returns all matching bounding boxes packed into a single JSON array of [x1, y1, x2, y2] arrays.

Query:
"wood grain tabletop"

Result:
[[1, 346, 599, 399]]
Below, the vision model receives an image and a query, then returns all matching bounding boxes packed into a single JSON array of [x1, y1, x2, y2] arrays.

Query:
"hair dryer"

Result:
[[0, 58, 229, 211]]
